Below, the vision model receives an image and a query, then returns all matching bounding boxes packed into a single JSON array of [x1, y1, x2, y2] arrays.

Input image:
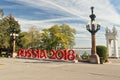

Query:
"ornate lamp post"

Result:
[[10, 28, 18, 57], [86, 6, 101, 64]]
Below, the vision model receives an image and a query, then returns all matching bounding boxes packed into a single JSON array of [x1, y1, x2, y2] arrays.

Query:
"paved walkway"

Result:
[[0, 58, 120, 80]]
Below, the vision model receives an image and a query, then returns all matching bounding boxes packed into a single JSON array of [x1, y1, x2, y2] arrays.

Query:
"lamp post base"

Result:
[[12, 52, 17, 58], [89, 54, 100, 64]]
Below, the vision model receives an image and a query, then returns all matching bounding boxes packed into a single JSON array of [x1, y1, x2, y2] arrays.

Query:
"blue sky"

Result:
[[0, 0, 120, 48]]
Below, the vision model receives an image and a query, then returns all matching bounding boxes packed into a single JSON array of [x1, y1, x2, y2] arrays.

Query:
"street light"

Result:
[[10, 28, 18, 57], [86, 6, 101, 64]]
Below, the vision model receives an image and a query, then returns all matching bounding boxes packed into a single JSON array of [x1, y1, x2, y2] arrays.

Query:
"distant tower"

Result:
[[105, 26, 119, 58]]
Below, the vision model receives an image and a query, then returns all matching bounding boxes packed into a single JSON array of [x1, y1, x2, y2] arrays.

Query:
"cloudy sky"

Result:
[[0, 0, 120, 48]]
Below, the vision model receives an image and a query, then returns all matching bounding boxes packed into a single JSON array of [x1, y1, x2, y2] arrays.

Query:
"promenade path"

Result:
[[0, 58, 120, 80]]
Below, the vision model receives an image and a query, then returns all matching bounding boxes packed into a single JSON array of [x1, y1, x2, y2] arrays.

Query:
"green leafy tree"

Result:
[[17, 32, 29, 49], [60, 24, 76, 49], [41, 24, 76, 51], [0, 14, 21, 50], [20, 26, 41, 49], [28, 26, 41, 49], [17, 24, 76, 51]]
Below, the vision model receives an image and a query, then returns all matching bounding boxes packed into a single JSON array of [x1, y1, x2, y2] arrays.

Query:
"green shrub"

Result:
[[76, 54, 79, 60], [81, 51, 90, 61], [96, 45, 108, 62]]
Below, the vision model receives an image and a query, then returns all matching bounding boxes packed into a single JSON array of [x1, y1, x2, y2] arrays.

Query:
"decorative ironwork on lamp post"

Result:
[[86, 6, 101, 64]]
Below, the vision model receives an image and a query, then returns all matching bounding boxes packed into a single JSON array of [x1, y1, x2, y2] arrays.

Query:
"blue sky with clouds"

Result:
[[0, 0, 120, 48]]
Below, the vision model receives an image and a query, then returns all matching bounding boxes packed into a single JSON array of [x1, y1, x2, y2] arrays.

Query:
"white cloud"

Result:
[[10, 0, 120, 47], [10, 0, 120, 26], [0, 5, 22, 9]]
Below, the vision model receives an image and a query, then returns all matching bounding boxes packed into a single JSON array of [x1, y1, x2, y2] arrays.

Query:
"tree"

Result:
[[60, 24, 76, 49], [0, 14, 21, 50], [17, 32, 29, 49], [41, 24, 76, 51], [19, 26, 41, 49], [17, 24, 76, 51], [28, 26, 41, 49]]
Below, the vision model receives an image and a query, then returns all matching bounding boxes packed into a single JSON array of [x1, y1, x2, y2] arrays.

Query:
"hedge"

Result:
[[96, 45, 108, 62]]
